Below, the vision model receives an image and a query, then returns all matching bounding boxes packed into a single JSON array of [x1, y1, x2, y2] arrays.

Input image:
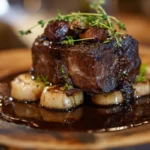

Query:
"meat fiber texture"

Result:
[[32, 35, 141, 94]]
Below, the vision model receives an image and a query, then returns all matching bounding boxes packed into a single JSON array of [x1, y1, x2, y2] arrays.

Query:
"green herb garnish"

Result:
[[38, 20, 45, 28], [136, 64, 147, 82], [61, 36, 95, 45], [61, 66, 74, 90], [36, 75, 51, 86], [19, 0, 126, 47], [19, 30, 32, 35], [64, 83, 74, 91]]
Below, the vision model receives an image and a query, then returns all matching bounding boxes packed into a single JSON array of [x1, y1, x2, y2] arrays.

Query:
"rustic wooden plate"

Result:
[[0, 46, 150, 149]]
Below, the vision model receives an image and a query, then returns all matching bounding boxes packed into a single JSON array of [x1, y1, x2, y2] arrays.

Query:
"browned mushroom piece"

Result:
[[80, 27, 108, 41]]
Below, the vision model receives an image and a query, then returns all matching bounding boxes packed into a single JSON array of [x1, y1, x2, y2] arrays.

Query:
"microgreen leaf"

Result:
[[117, 22, 126, 31], [19, 30, 32, 35], [61, 36, 75, 45], [141, 64, 147, 76], [36, 75, 51, 86], [102, 14, 108, 20], [36, 76, 42, 82], [61, 66, 66, 74], [64, 83, 74, 90], [38, 20, 45, 28], [19, 30, 26, 35], [103, 38, 110, 44], [136, 64, 147, 82]]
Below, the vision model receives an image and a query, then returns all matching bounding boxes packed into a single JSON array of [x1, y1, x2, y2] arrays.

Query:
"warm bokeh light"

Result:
[[23, 0, 42, 12], [0, 0, 9, 16]]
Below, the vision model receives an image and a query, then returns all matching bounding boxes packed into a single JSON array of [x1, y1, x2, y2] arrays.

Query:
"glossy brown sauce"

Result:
[[0, 73, 150, 133]]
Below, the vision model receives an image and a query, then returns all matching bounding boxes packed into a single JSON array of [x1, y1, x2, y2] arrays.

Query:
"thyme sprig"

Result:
[[61, 36, 95, 45], [90, 0, 126, 47], [19, 0, 126, 47]]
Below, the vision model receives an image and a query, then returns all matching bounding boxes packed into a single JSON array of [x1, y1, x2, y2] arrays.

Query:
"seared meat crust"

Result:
[[32, 35, 141, 94]]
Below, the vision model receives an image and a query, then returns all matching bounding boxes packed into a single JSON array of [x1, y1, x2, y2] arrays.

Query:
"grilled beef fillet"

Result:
[[32, 21, 141, 95]]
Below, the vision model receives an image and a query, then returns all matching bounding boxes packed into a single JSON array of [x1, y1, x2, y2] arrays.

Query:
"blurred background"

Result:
[[0, 0, 150, 50]]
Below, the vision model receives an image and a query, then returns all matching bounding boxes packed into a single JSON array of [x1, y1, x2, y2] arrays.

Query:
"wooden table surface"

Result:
[[0, 46, 150, 149], [121, 15, 150, 45]]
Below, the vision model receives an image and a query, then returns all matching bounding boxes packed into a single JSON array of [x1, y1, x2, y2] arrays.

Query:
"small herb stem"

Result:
[[107, 16, 112, 27], [109, 16, 119, 23], [114, 34, 121, 47], [70, 12, 103, 17], [74, 37, 95, 42], [29, 24, 39, 31], [61, 37, 95, 45], [30, 18, 55, 31], [98, 5, 112, 28], [98, 5, 106, 15], [99, 22, 109, 29]]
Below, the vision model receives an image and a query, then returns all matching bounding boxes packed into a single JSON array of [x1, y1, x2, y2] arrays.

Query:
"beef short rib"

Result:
[[32, 34, 141, 94]]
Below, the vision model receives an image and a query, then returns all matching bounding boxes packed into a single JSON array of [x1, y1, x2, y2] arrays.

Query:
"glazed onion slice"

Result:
[[133, 80, 150, 98], [40, 86, 84, 110], [92, 80, 150, 106], [92, 91, 124, 106], [11, 74, 45, 101]]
